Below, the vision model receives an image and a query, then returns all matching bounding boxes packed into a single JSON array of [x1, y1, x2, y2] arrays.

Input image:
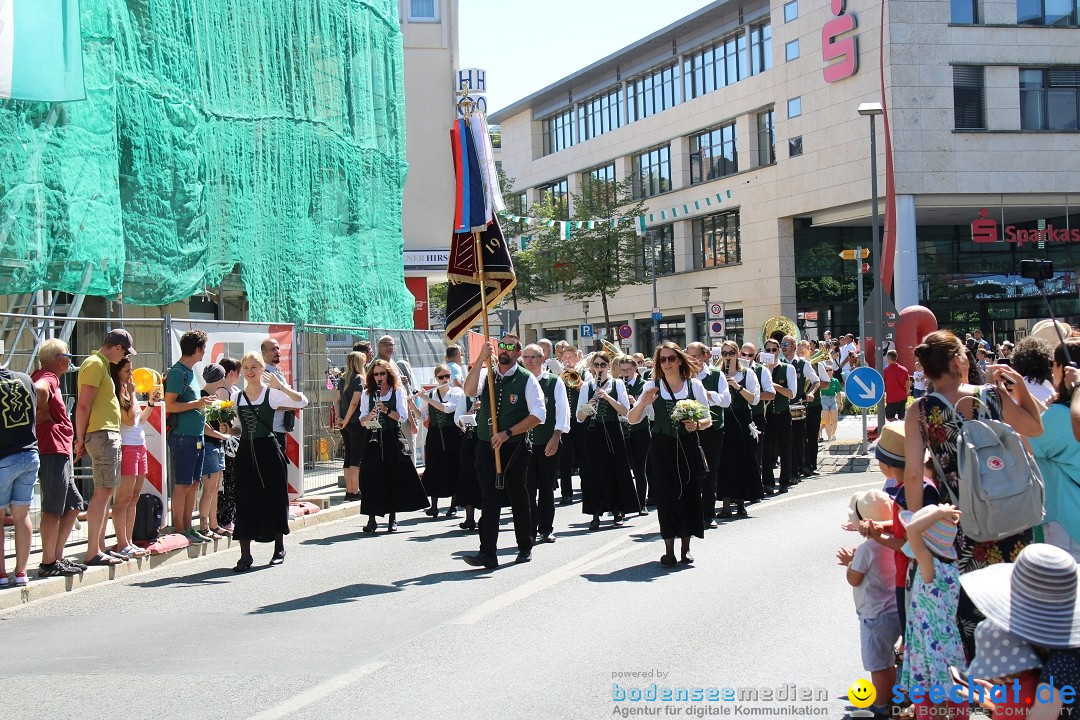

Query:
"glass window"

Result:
[[640, 224, 675, 279], [409, 0, 437, 21], [689, 123, 738, 184], [538, 178, 569, 217], [1018, 0, 1077, 25], [577, 87, 623, 142], [756, 109, 775, 166], [582, 163, 618, 205], [950, 0, 978, 23], [785, 39, 800, 62], [628, 64, 678, 122], [953, 65, 986, 130], [633, 145, 672, 199], [683, 29, 750, 101], [541, 108, 575, 155], [789, 136, 803, 157], [750, 22, 772, 75], [787, 96, 802, 117], [1020, 68, 1080, 130], [784, 1, 799, 21], [694, 210, 742, 269]]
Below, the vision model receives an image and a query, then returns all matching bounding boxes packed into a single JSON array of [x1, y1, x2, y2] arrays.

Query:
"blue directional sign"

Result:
[[580, 324, 594, 338], [846, 366, 884, 409]]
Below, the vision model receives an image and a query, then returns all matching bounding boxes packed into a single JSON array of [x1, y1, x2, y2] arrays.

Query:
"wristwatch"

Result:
[[503, 429, 513, 441]]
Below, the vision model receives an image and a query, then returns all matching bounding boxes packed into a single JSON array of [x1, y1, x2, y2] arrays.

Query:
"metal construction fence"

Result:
[[2, 310, 447, 562]]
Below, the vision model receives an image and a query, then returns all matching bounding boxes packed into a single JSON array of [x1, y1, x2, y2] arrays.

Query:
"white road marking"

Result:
[[245, 661, 388, 720]]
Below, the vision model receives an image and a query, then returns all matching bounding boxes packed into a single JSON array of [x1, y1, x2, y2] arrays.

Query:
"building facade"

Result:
[[491, 0, 1080, 352]]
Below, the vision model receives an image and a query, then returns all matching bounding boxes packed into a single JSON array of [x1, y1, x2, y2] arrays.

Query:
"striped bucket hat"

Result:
[[898, 505, 958, 561], [961, 544, 1080, 649]]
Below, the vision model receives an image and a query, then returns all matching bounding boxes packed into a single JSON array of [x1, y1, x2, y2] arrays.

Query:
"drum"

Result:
[[789, 403, 807, 421]]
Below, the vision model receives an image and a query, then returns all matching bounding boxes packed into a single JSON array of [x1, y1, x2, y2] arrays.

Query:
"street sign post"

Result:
[[839, 247, 870, 261], [706, 301, 726, 340], [495, 309, 521, 333], [618, 324, 633, 340], [847, 365, 884, 456]]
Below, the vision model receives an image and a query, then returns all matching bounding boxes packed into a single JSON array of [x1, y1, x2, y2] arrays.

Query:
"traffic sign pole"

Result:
[[856, 246, 867, 454]]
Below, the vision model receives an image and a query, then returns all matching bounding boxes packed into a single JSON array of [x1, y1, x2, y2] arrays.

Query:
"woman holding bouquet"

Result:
[[575, 350, 639, 530], [232, 352, 309, 571], [628, 342, 712, 566]]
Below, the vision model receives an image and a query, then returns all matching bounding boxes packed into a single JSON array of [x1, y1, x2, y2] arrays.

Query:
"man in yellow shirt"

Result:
[[74, 329, 135, 566]]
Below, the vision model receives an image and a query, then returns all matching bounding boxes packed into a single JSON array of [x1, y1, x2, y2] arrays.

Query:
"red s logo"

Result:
[[971, 208, 998, 243], [823, 0, 858, 83]]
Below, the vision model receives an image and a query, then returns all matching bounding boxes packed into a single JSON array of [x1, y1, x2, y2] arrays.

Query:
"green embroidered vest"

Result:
[[374, 389, 401, 434], [769, 362, 792, 415], [427, 388, 455, 429], [476, 366, 531, 442], [586, 378, 619, 423], [699, 367, 725, 429], [238, 390, 276, 439], [790, 357, 807, 403], [728, 371, 752, 413], [530, 373, 560, 446]]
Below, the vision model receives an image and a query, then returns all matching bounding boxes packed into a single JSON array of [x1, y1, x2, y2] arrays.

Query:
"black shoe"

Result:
[[233, 556, 254, 572], [660, 554, 677, 567], [541, 533, 556, 543], [638, 509, 649, 516], [736, 506, 748, 517], [589, 518, 600, 531], [424, 507, 438, 517], [613, 514, 625, 526], [446, 507, 458, 517], [515, 551, 532, 564], [809, 470, 821, 476], [362, 521, 377, 533], [463, 554, 498, 569], [559, 496, 572, 505], [680, 553, 694, 565], [269, 549, 286, 566], [388, 521, 398, 532], [458, 520, 476, 531], [779, 485, 789, 493], [718, 509, 733, 519]]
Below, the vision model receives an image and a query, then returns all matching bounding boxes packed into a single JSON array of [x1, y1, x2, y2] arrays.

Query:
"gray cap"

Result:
[[105, 328, 137, 355]]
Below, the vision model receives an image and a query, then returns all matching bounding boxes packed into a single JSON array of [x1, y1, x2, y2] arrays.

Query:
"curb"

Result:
[[0, 501, 362, 612]]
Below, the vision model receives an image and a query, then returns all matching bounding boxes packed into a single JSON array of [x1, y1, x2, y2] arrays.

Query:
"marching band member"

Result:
[[416, 364, 464, 518], [685, 342, 731, 528], [760, 338, 797, 496], [619, 355, 652, 513], [716, 340, 761, 517], [453, 390, 482, 532], [358, 360, 429, 533], [522, 344, 570, 543], [743, 342, 774, 497], [781, 335, 821, 480], [558, 345, 585, 505], [628, 342, 710, 566], [576, 350, 639, 530]]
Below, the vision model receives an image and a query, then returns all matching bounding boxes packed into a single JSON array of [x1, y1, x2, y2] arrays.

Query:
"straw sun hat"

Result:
[[847, 489, 893, 526], [961, 543, 1080, 650]]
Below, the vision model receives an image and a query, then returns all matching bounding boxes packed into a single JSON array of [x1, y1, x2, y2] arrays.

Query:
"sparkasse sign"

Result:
[[970, 208, 1080, 245]]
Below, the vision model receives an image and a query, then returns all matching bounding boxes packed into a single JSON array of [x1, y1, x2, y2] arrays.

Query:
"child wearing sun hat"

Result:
[[837, 489, 899, 718], [956, 618, 1041, 718], [899, 503, 968, 719]]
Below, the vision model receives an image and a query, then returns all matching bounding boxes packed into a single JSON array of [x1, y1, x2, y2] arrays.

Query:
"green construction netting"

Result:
[[0, 0, 414, 328]]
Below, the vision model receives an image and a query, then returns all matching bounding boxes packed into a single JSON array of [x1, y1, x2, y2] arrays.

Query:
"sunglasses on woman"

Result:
[[593, 362, 609, 369], [373, 371, 387, 377], [436, 374, 450, 380], [659, 355, 679, 364], [721, 350, 736, 357]]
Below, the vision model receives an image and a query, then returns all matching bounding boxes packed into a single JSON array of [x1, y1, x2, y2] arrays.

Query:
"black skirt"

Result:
[[456, 431, 482, 507], [423, 424, 463, 498], [650, 432, 705, 540], [719, 407, 762, 501], [581, 420, 640, 516], [360, 428, 429, 516], [232, 436, 290, 543]]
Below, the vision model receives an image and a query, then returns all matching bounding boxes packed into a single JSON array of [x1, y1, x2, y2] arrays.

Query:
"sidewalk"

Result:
[[0, 486, 362, 611]]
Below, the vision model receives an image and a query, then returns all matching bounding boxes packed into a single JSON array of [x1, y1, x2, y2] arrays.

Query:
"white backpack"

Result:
[[923, 390, 1045, 543]]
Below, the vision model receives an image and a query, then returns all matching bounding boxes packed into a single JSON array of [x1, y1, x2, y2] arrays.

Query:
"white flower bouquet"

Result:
[[670, 399, 708, 423]]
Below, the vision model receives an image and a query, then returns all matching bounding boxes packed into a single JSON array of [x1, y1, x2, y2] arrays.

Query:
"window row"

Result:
[[953, 65, 1080, 131], [951, 0, 1080, 25], [538, 21, 771, 156]]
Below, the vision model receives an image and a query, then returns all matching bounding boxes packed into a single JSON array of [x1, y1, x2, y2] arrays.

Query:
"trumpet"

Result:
[[561, 367, 582, 389]]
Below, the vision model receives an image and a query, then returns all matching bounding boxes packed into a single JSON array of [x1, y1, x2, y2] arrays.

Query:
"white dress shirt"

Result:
[[576, 375, 630, 417], [757, 364, 775, 396], [360, 386, 411, 417], [731, 368, 761, 406], [696, 368, 732, 408], [420, 385, 463, 421], [629, 377, 710, 424]]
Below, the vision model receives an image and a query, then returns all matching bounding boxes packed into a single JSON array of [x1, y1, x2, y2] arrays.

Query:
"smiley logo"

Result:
[[848, 678, 876, 709]]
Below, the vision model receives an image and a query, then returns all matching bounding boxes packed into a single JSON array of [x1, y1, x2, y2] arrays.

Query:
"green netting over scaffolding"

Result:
[[0, 0, 414, 328]]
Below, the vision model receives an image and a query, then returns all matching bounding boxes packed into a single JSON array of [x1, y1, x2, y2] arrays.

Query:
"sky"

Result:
[[458, 0, 716, 115]]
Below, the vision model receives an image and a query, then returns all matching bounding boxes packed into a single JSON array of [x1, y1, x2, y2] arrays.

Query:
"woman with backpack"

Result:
[[903, 330, 1044, 659], [1028, 339, 1080, 561]]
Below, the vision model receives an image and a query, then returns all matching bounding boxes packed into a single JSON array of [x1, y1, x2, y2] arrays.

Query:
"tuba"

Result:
[[760, 316, 800, 349]]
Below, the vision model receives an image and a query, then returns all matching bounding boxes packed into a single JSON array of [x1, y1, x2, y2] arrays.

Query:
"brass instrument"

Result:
[[760, 315, 800, 349], [600, 338, 623, 359], [561, 367, 582, 389]]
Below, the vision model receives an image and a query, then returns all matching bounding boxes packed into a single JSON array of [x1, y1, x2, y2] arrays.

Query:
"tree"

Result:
[[528, 175, 648, 338]]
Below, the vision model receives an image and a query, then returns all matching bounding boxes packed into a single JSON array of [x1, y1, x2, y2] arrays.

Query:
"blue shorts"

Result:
[[202, 441, 225, 475], [821, 395, 837, 411], [0, 450, 39, 510], [169, 434, 205, 486]]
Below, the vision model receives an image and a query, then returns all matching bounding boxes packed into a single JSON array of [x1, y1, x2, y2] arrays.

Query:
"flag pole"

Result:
[[459, 82, 505, 488], [474, 229, 505, 488]]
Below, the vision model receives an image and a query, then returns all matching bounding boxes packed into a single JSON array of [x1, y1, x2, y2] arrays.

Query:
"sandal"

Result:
[[85, 553, 121, 566], [120, 545, 148, 559]]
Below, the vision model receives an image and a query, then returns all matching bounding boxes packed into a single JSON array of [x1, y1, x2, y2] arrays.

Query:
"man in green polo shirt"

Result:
[[74, 329, 134, 566], [462, 334, 545, 569]]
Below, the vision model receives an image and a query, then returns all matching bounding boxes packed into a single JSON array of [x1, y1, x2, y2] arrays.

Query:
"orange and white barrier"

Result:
[[140, 401, 168, 508]]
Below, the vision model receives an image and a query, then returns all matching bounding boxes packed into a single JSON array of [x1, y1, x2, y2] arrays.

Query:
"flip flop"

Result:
[[85, 553, 121, 566]]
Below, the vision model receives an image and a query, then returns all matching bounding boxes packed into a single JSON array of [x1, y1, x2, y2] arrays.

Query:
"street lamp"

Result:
[[858, 101, 885, 430], [697, 286, 712, 303]]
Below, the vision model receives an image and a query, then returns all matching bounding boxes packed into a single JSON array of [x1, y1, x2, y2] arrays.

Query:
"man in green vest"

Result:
[[742, 341, 775, 496], [760, 338, 797, 495], [781, 334, 821, 480], [522, 344, 569, 544], [462, 334, 545, 569]]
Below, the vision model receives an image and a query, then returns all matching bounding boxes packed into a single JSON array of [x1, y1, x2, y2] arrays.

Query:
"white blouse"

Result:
[[576, 376, 630, 417], [420, 385, 463, 420]]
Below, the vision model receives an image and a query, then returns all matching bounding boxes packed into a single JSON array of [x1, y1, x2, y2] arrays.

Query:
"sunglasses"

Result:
[[764, 346, 779, 352], [659, 355, 679, 364], [721, 350, 736, 357], [522, 354, 543, 360], [373, 372, 387, 377], [497, 342, 520, 351], [593, 362, 609, 368], [780, 342, 791, 349], [436, 374, 450, 380], [58, 353, 73, 359], [740, 352, 755, 358]]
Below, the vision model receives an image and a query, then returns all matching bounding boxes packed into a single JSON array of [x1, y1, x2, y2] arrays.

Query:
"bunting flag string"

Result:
[[498, 189, 733, 242]]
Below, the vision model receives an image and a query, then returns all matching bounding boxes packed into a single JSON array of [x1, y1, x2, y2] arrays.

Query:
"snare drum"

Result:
[[789, 403, 807, 421]]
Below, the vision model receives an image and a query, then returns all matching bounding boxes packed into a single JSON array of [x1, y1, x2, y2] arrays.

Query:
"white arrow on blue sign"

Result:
[[846, 366, 884, 409]]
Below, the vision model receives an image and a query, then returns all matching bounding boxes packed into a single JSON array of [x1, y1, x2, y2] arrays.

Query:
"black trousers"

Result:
[[698, 426, 723, 521], [528, 444, 561, 536], [752, 414, 765, 476], [628, 425, 651, 507], [558, 418, 585, 500], [790, 415, 807, 476], [761, 412, 792, 491], [476, 440, 533, 558], [804, 405, 822, 472]]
